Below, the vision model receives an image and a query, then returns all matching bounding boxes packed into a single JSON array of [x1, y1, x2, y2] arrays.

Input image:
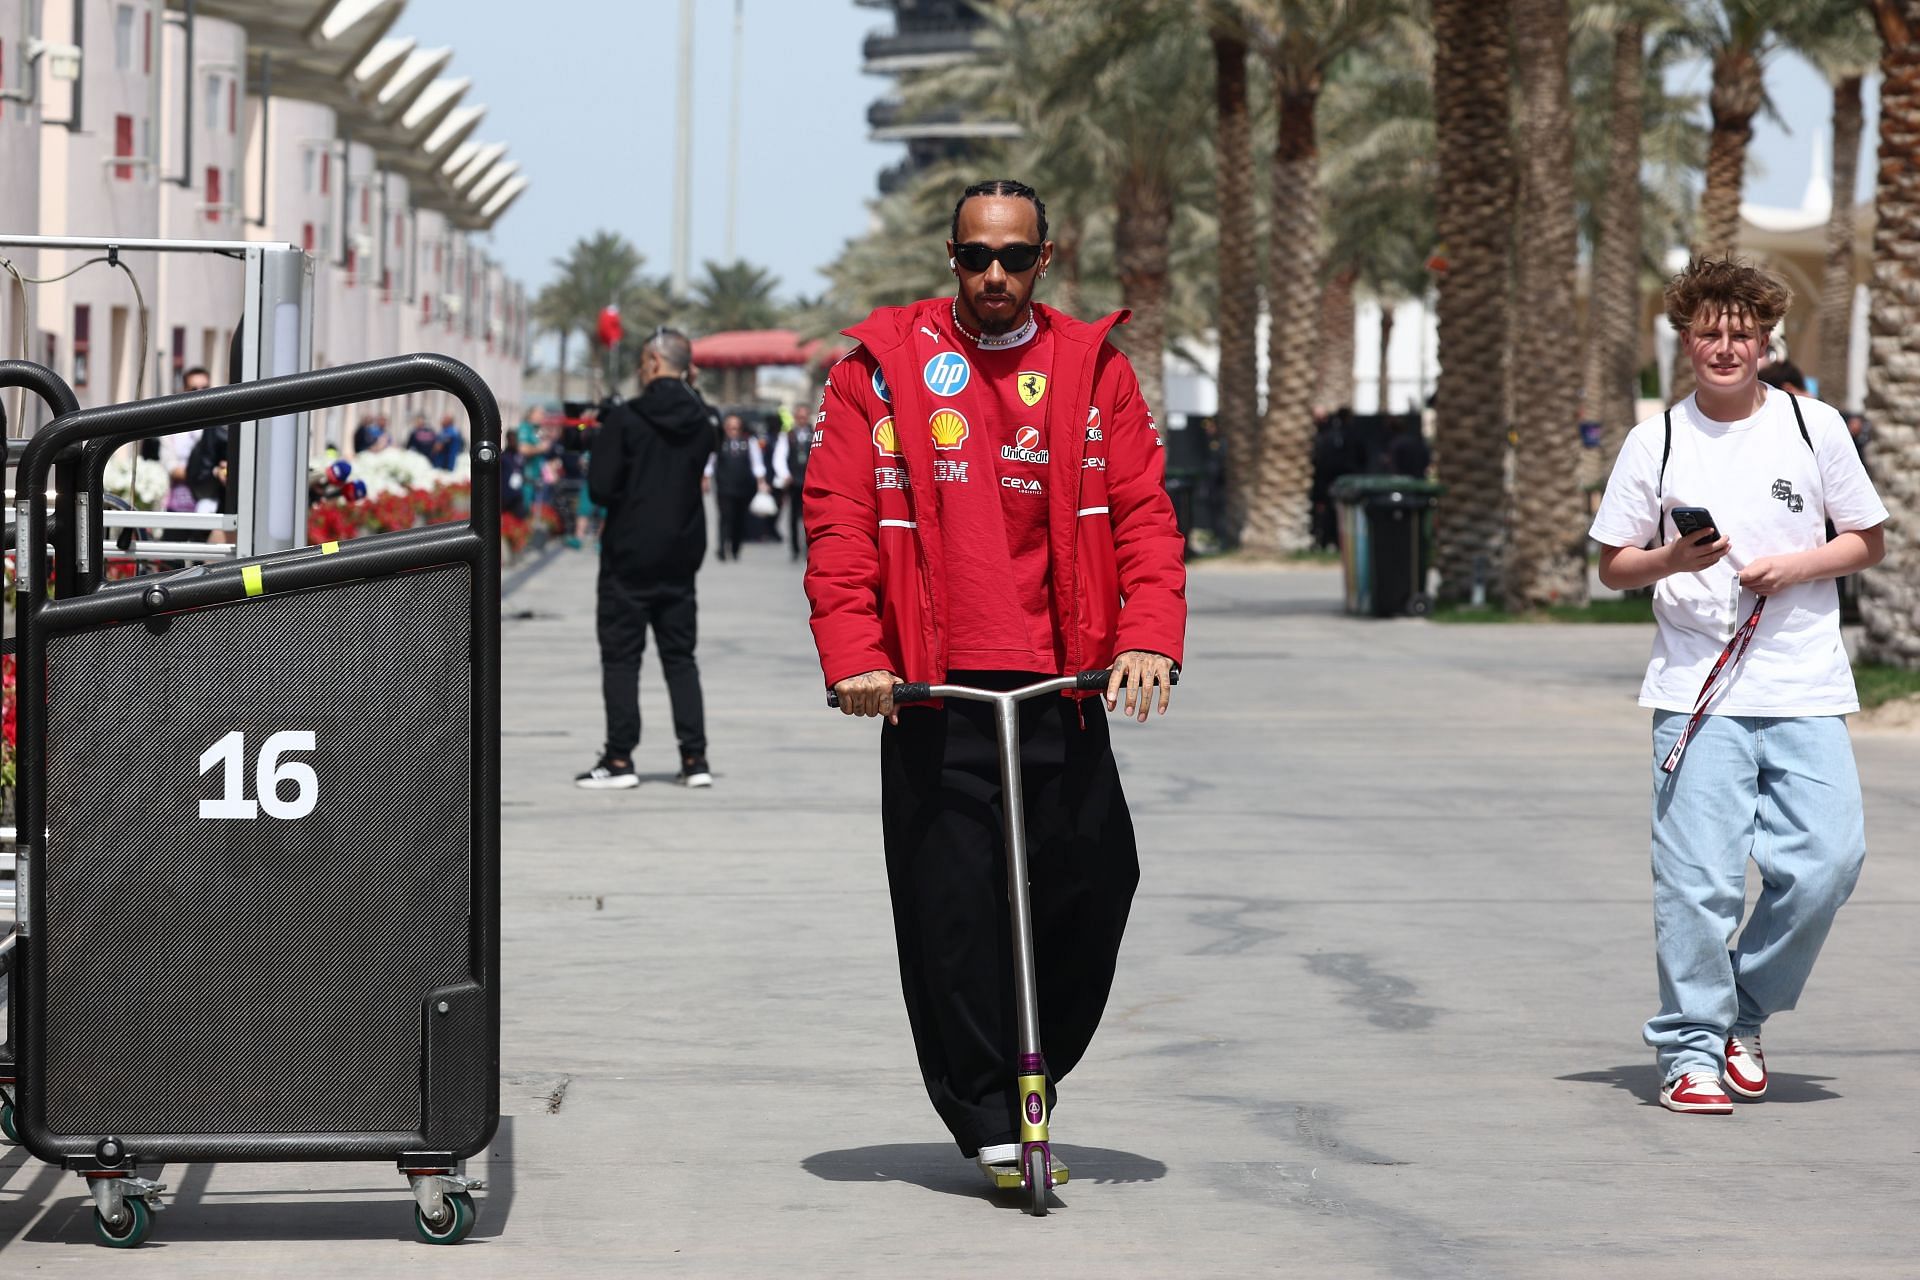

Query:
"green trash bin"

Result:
[[1330, 474, 1443, 617]]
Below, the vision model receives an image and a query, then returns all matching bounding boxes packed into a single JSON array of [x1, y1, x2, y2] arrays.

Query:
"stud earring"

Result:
[[948, 257, 957, 269]]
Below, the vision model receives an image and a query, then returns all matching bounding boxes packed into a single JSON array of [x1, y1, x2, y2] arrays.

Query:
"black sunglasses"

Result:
[[953, 242, 1045, 273]]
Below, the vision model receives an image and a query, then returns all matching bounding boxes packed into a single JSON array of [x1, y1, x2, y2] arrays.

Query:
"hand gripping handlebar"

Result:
[[826, 667, 1178, 708]]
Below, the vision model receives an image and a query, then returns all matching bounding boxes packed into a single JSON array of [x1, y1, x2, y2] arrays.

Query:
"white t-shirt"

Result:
[[1588, 389, 1887, 716]]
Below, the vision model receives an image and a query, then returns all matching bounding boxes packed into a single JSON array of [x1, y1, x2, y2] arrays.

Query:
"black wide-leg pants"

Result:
[[879, 671, 1140, 1157]]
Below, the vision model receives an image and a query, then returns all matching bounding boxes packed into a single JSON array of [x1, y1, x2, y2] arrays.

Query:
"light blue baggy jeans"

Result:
[[1646, 711, 1866, 1081]]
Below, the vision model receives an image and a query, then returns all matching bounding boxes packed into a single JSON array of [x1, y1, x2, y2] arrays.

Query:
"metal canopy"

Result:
[[170, 0, 521, 230]]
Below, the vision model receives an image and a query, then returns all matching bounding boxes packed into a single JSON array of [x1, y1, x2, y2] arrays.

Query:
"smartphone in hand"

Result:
[[1671, 506, 1718, 544]]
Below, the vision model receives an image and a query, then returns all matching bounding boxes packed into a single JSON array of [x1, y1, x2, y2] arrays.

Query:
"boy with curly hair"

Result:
[[1588, 257, 1887, 1114]]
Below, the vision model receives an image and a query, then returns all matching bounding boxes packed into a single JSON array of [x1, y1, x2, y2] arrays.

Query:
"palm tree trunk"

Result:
[[1244, 71, 1323, 554], [1506, 0, 1587, 609], [1113, 179, 1173, 417], [1672, 46, 1766, 401], [1583, 21, 1646, 469], [1212, 31, 1261, 544], [1316, 269, 1356, 411], [1860, 1, 1920, 665], [1819, 74, 1864, 406], [1432, 0, 1515, 602], [556, 329, 571, 405], [1377, 302, 1396, 413], [1051, 221, 1084, 319]]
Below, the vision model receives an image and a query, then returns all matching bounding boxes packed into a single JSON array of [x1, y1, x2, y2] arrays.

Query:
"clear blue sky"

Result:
[[396, 2, 1872, 304]]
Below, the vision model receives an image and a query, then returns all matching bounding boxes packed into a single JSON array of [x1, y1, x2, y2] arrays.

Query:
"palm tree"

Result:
[[1431, 0, 1516, 602], [544, 231, 674, 398], [1670, 0, 1872, 398], [533, 278, 582, 404], [1571, 6, 1704, 460], [1236, 0, 1404, 555], [1578, 15, 1646, 472], [1209, 15, 1263, 542], [1798, 9, 1878, 398], [1319, 19, 1436, 415], [1505, 0, 1588, 609], [1316, 272, 1357, 409], [688, 259, 783, 334], [1819, 73, 1866, 401], [1860, 0, 1920, 666]]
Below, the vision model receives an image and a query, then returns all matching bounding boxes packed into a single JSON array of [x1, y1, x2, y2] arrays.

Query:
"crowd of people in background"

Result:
[[494, 399, 815, 559]]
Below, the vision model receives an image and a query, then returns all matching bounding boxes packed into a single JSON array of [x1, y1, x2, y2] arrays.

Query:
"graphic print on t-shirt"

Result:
[[1018, 371, 1048, 407]]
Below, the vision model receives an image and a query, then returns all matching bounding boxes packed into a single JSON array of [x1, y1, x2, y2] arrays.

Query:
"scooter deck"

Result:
[[984, 1159, 1069, 1189]]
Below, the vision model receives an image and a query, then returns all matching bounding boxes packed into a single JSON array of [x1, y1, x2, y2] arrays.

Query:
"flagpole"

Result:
[[672, 0, 696, 298]]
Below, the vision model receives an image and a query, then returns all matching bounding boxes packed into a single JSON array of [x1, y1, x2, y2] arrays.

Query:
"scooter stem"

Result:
[[994, 695, 1044, 1061]]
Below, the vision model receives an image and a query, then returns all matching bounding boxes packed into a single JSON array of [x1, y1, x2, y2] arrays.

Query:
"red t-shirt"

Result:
[[913, 306, 1059, 669]]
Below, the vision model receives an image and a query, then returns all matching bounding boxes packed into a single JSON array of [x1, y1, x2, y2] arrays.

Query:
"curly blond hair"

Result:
[[1663, 256, 1792, 335]]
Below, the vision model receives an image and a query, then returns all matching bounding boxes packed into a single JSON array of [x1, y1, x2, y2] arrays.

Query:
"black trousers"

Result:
[[716, 494, 752, 560], [597, 572, 706, 759], [786, 473, 807, 556], [879, 672, 1139, 1156]]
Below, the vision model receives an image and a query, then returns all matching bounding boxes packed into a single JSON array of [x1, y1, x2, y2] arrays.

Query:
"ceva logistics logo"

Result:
[[929, 407, 970, 450], [923, 351, 972, 397]]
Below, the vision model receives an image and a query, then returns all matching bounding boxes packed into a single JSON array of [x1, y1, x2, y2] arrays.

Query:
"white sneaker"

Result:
[[1724, 1032, 1767, 1099], [974, 1142, 1018, 1179]]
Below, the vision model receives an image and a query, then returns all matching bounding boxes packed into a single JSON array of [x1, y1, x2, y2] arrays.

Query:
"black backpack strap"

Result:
[[1656, 407, 1672, 545], [1788, 390, 1812, 452]]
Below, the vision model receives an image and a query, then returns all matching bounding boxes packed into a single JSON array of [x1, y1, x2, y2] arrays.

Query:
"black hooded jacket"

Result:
[[588, 377, 718, 580]]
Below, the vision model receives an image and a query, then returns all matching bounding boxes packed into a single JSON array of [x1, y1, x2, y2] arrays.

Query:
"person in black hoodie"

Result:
[[576, 328, 718, 790]]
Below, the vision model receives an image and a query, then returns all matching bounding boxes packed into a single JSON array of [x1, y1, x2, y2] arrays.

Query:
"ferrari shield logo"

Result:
[[1017, 371, 1048, 407]]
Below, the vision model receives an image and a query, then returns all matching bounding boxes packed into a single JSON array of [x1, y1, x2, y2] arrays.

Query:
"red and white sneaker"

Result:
[[1724, 1032, 1767, 1099], [1661, 1071, 1733, 1114]]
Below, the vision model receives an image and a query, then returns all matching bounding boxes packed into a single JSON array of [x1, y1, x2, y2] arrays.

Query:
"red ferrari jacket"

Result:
[[802, 297, 1187, 692]]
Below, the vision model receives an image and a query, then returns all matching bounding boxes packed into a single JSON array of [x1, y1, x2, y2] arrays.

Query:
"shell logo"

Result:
[[929, 407, 970, 451], [1015, 425, 1042, 452], [871, 415, 899, 456]]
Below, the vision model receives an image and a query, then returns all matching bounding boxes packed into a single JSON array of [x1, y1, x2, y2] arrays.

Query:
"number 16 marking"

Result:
[[199, 730, 319, 820]]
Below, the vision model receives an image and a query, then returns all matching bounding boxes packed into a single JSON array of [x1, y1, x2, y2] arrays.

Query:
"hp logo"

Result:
[[923, 351, 972, 398]]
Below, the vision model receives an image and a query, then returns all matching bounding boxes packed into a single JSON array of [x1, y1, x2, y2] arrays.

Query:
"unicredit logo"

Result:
[[1000, 424, 1049, 465]]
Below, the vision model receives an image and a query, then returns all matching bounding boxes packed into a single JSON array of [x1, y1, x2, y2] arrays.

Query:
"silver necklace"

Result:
[[951, 298, 1036, 349]]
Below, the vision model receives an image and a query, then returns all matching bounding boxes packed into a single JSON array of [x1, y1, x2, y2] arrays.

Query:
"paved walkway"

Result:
[[3, 542, 1916, 1276]]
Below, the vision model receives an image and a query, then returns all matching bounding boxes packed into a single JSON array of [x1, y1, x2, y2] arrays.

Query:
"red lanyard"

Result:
[[1661, 595, 1767, 774]]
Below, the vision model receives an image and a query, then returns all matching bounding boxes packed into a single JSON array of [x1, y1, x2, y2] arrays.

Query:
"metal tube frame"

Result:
[[11, 351, 503, 1169]]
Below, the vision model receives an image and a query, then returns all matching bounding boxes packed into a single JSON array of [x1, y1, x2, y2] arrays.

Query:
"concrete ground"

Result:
[[3, 541, 1916, 1277]]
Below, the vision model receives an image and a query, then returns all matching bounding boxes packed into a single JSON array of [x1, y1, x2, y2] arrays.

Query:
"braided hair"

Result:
[[950, 179, 1049, 243]]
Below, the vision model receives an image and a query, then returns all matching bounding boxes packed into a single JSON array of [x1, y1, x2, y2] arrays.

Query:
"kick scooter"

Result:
[[831, 666, 1174, 1216]]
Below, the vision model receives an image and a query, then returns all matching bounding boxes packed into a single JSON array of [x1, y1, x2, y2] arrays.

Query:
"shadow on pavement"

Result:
[[802, 1143, 1167, 1200], [1559, 1064, 1841, 1106]]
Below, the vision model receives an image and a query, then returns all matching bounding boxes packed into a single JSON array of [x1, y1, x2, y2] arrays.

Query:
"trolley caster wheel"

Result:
[[0, 1102, 16, 1143], [1024, 1148, 1049, 1218], [415, 1190, 477, 1244], [93, 1196, 153, 1249]]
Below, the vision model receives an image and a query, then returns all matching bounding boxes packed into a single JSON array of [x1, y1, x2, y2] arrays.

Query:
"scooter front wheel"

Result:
[[1024, 1147, 1049, 1217]]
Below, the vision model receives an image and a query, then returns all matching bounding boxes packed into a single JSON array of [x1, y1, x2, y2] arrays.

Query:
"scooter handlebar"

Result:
[[825, 667, 1176, 708]]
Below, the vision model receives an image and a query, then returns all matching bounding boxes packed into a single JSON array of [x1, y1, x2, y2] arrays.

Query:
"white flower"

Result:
[[103, 449, 172, 510], [352, 447, 435, 496]]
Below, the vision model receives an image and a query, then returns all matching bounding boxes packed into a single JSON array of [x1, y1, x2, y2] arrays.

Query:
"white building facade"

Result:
[[0, 0, 529, 443]]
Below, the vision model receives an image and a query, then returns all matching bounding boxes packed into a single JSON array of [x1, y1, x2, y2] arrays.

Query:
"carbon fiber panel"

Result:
[[41, 568, 473, 1136]]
